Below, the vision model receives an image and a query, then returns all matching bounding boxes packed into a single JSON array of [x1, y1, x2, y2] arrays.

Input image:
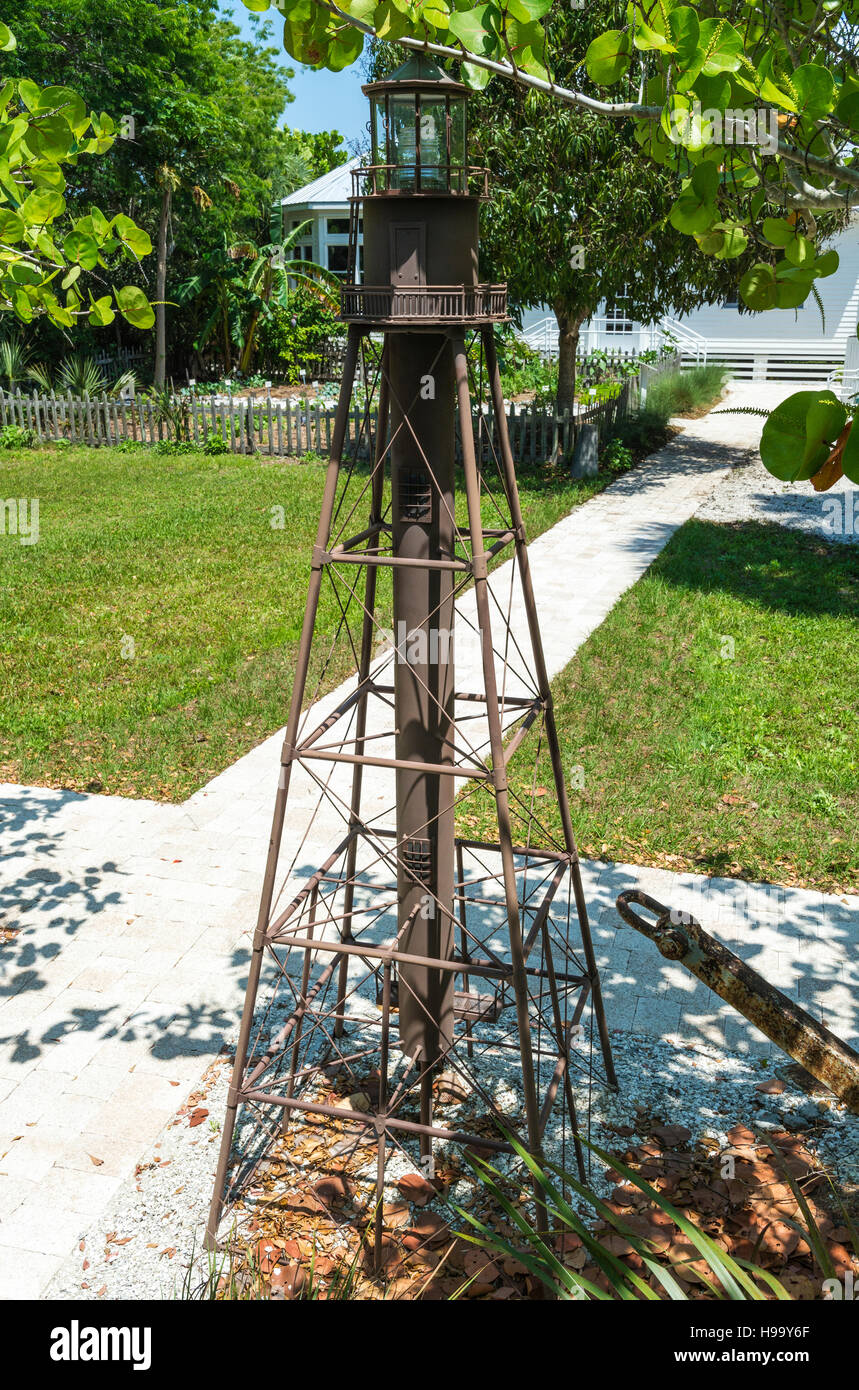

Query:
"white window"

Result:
[[327, 244, 349, 276], [605, 291, 634, 333]]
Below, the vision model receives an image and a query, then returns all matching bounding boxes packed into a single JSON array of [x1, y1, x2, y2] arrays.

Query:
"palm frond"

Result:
[[56, 353, 107, 396]]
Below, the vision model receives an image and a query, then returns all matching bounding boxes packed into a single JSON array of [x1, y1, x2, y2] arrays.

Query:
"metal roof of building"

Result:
[[279, 156, 360, 209]]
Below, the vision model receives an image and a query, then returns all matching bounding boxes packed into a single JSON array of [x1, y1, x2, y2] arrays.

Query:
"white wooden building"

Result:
[[276, 162, 859, 385], [521, 220, 859, 385], [274, 157, 362, 281]]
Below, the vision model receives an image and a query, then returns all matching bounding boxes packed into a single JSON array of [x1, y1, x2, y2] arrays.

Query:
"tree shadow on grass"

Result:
[[651, 517, 859, 620]]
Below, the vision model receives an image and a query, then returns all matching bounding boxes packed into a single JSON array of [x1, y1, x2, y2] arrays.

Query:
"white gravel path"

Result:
[[694, 385, 859, 544]]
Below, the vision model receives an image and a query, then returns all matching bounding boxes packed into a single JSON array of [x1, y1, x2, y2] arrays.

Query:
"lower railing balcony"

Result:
[[340, 283, 508, 325]]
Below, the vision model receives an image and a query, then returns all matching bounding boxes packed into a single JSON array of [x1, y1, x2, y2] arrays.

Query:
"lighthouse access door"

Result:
[[390, 223, 426, 287]]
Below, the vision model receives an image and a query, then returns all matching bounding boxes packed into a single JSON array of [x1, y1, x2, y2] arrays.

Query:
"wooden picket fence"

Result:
[[0, 367, 653, 464]]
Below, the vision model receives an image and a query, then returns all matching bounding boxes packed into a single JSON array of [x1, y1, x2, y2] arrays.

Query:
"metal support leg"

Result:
[[336, 339, 390, 1035], [452, 332, 548, 1237], [482, 327, 617, 1090], [206, 326, 364, 1246]]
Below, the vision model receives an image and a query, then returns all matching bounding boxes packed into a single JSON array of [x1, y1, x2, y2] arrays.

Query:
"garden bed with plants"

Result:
[[45, 1026, 859, 1302]]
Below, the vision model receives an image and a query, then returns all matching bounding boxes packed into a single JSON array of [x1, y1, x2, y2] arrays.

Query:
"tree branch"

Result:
[[323, 3, 859, 198]]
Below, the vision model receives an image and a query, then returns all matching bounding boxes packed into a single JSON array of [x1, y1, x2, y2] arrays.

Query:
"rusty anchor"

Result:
[[616, 889, 859, 1115]]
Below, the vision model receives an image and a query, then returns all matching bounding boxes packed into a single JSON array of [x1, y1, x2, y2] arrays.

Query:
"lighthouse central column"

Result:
[[389, 331, 456, 1066]]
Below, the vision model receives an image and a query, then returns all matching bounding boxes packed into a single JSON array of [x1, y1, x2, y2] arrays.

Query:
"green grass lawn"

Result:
[[0, 443, 608, 801], [479, 519, 859, 895]]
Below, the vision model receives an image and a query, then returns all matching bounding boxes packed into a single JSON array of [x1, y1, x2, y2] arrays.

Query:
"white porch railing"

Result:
[[520, 314, 708, 364], [827, 366, 859, 403], [656, 318, 708, 365]]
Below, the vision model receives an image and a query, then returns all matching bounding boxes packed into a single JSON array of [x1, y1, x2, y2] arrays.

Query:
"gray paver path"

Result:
[[2, 381, 856, 1298]]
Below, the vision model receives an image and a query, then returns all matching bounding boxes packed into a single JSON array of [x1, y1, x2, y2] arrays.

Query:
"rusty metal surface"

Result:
[[340, 283, 507, 325], [206, 100, 615, 1257], [616, 889, 859, 1114]]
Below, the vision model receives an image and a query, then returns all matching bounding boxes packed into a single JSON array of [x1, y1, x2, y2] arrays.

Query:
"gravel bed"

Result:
[[44, 1024, 859, 1301], [696, 452, 859, 544]]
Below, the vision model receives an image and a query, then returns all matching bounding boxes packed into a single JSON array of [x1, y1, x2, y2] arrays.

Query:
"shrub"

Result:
[[493, 330, 557, 401], [645, 364, 727, 419], [601, 437, 634, 472], [614, 406, 673, 458], [50, 354, 138, 399], [257, 289, 346, 383], [152, 439, 199, 455], [202, 430, 229, 456], [0, 423, 36, 448]]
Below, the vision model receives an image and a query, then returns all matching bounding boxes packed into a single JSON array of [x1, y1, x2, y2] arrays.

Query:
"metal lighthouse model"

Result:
[[207, 56, 616, 1258]]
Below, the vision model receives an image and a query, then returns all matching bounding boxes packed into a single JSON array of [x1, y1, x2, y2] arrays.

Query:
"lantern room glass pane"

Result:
[[389, 93, 418, 190], [449, 98, 466, 190], [371, 96, 387, 180], [418, 96, 447, 190]]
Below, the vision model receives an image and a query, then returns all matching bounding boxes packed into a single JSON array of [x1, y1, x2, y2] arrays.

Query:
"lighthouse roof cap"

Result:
[[363, 53, 469, 95]]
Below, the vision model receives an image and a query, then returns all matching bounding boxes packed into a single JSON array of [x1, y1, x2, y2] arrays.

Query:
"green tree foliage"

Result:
[[256, 285, 347, 381], [175, 221, 339, 374], [272, 127, 349, 198], [0, 23, 153, 330], [7, 1, 339, 378], [246, 0, 859, 476]]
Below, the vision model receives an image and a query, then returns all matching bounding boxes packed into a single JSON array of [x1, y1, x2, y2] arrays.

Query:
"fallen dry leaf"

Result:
[[810, 421, 851, 492], [397, 1174, 437, 1207], [314, 1174, 351, 1206]]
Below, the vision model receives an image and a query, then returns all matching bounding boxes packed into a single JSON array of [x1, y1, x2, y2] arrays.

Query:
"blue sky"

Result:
[[225, 1, 367, 143]]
